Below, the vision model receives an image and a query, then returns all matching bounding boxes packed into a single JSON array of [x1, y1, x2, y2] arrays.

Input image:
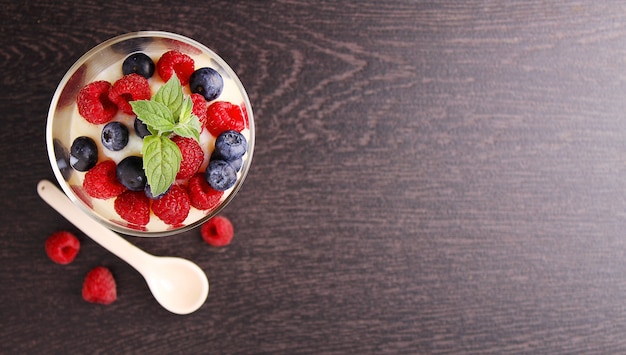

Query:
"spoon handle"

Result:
[[37, 180, 151, 270]]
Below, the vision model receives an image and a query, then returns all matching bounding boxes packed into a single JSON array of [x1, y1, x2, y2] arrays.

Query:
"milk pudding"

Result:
[[47, 32, 254, 236]]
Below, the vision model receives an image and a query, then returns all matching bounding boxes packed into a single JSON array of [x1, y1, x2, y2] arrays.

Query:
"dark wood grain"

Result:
[[3, 1, 626, 353]]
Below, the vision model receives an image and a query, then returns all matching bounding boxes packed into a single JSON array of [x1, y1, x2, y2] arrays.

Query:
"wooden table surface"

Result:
[[3, 1, 626, 353]]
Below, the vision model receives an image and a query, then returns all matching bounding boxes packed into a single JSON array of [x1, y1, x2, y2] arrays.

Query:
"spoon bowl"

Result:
[[144, 257, 209, 315], [37, 179, 209, 315]]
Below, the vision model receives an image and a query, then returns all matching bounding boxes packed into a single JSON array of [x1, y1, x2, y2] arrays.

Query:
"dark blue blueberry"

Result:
[[144, 183, 170, 200], [214, 130, 247, 161], [116, 156, 146, 191], [205, 160, 237, 191], [122, 52, 155, 78], [53, 139, 72, 180], [69, 136, 98, 172], [189, 67, 223, 101], [133, 117, 152, 138], [101, 122, 129, 151], [211, 151, 242, 172]]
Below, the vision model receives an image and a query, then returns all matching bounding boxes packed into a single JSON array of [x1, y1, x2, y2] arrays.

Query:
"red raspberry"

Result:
[[200, 216, 234, 247], [152, 185, 190, 226], [114, 190, 151, 226], [171, 136, 204, 180], [108, 73, 151, 115], [188, 173, 224, 210], [156, 50, 195, 85], [83, 160, 126, 199], [82, 266, 117, 305], [206, 101, 246, 136], [191, 93, 207, 129], [45, 231, 80, 264], [76, 81, 118, 124]]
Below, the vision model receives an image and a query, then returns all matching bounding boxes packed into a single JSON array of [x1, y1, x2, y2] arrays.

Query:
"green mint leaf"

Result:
[[173, 114, 202, 142], [142, 135, 182, 196], [153, 76, 184, 120], [130, 100, 175, 133], [179, 96, 194, 124]]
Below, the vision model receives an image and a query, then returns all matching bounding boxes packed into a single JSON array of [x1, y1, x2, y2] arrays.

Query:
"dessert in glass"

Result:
[[46, 31, 254, 237]]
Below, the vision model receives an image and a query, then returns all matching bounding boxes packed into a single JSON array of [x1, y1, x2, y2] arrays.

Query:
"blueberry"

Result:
[[211, 151, 242, 172], [116, 156, 146, 191], [214, 130, 247, 161], [230, 157, 243, 172], [189, 67, 223, 101], [69, 136, 98, 171], [205, 160, 237, 191], [144, 183, 170, 200], [122, 52, 155, 78], [101, 122, 129, 151], [133, 117, 151, 138]]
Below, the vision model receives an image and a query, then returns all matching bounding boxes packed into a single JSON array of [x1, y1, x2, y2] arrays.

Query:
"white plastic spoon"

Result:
[[37, 180, 209, 315]]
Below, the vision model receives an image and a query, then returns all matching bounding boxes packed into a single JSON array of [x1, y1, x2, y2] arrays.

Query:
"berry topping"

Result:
[[189, 67, 223, 101], [200, 216, 234, 247], [114, 190, 151, 226], [190, 93, 208, 128], [76, 81, 118, 124], [230, 157, 243, 172], [151, 185, 190, 225], [206, 101, 246, 136], [83, 160, 127, 199], [122, 52, 155, 78], [205, 159, 237, 191], [101, 121, 129, 151], [212, 152, 242, 172], [144, 183, 170, 200], [45, 231, 80, 264], [133, 117, 152, 138], [188, 173, 224, 210], [214, 130, 247, 161], [156, 50, 195, 85], [116, 156, 147, 191], [108, 73, 151, 115], [172, 136, 204, 180], [70, 136, 98, 172], [82, 266, 117, 305]]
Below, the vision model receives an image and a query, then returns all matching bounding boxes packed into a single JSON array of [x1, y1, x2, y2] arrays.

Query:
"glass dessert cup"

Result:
[[46, 31, 254, 237]]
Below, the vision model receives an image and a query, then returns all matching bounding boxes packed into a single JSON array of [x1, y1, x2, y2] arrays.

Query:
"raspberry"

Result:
[[200, 216, 234, 247], [156, 50, 195, 85], [76, 81, 118, 124], [191, 93, 207, 129], [152, 185, 190, 226], [172, 136, 204, 180], [114, 190, 151, 226], [206, 101, 246, 136], [83, 160, 126, 199], [45, 231, 80, 264], [82, 266, 117, 305], [108, 73, 151, 115], [188, 173, 224, 210]]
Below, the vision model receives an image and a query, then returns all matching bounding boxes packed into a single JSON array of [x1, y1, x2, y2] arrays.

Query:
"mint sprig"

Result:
[[129, 76, 202, 196]]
